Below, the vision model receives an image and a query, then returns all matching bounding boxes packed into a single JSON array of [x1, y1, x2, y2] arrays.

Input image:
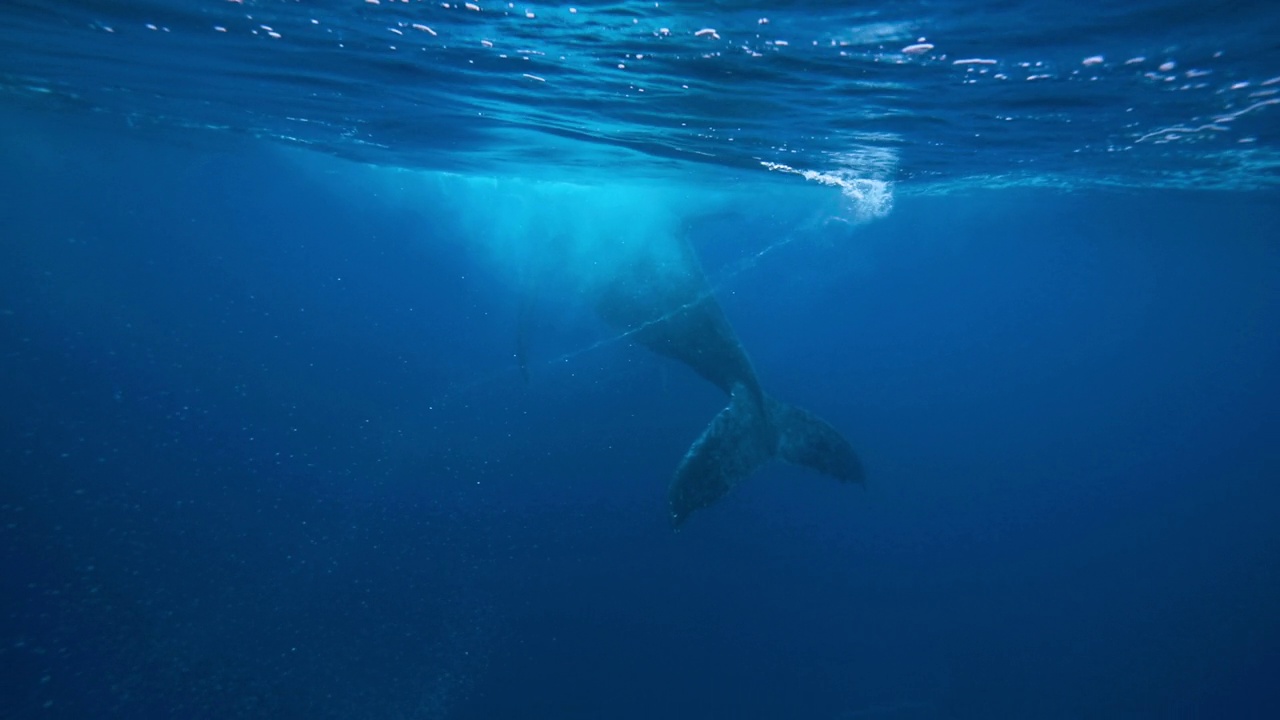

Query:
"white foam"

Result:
[[760, 156, 895, 223]]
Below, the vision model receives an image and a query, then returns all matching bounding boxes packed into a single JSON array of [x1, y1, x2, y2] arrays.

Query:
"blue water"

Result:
[[2, 2, 1279, 719]]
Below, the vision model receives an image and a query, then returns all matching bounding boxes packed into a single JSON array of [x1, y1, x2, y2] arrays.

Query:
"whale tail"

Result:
[[669, 386, 865, 527], [769, 397, 866, 485]]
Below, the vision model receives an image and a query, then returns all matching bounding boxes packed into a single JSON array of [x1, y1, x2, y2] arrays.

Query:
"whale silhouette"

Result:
[[592, 235, 865, 527]]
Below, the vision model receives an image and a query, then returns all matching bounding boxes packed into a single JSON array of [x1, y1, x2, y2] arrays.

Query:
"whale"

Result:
[[591, 235, 865, 527]]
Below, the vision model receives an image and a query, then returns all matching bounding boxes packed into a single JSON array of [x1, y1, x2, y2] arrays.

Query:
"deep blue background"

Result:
[[2, 109, 1279, 719]]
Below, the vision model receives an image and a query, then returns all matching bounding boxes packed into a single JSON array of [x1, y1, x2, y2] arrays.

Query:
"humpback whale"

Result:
[[592, 235, 865, 527]]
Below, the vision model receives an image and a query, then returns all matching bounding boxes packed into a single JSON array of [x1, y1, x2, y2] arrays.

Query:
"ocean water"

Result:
[[2, 1, 1279, 719]]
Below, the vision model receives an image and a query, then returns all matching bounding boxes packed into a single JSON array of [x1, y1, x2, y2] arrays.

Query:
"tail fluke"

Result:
[[668, 386, 863, 527], [769, 398, 865, 484], [669, 385, 775, 527]]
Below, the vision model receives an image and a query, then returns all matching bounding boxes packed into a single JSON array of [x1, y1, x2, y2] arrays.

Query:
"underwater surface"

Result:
[[2, 1, 1279, 718]]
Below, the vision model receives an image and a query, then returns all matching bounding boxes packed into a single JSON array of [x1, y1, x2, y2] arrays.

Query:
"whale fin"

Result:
[[769, 398, 865, 485], [669, 393, 865, 527], [669, 384, 776, 527], [592, 235, 865, 526]]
